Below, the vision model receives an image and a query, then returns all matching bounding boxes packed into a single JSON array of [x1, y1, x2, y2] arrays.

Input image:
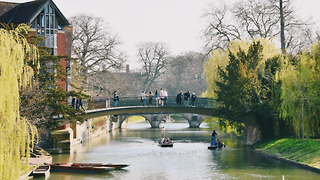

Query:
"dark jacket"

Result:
[[183, 92, 190, 100], [176, 93, 183, 103], [191, 94, 197, 102]]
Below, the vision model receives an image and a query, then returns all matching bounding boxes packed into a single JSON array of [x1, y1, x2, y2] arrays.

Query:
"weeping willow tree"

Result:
[[0, 24, 38, 179], [280, 43, 320, 141]]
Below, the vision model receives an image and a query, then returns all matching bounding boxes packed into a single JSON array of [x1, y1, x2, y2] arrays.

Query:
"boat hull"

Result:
[[158, 143, 173, 147], [71, 162, 130, 169], [46, 163, 115, 173], [31, 165, 50, 177]]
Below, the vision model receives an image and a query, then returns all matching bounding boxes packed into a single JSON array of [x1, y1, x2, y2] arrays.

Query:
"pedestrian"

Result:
[[183, 91, 190, 106], [211, 130, 217, 146], [176, 91, 183, 106], [79, 98, 85, 110], [148, 91, 153, 106], [155, 90, 160, 106], [160, 88, 164, 106], [163, 89, 168, 106], [114, 91, 119, 107], [190, 92, 197, 107], [71, 97, 76, 108], [141, 91, 146, 106], [76, 98, 80, 109]]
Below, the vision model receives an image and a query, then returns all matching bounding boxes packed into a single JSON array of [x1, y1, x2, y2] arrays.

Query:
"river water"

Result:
[[40, 118, 320, 180]]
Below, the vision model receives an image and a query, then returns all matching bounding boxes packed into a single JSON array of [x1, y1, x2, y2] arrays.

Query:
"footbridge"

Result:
[[70, 96, 221, 128]]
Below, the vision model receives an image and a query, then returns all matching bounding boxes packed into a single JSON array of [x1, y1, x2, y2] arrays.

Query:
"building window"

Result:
[[45, 5, 49, 14], [41, 15, 44, 28], [50, 6, 53, 14], [50, 16, 54, 28]]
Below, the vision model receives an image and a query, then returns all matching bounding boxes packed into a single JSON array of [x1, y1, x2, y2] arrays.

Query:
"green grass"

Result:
[[127, 116, 146, 123], [253, 137, 320, 168]]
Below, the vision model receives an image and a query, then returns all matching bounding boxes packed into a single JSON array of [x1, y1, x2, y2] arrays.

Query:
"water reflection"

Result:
[[44, 120, 320, 180]]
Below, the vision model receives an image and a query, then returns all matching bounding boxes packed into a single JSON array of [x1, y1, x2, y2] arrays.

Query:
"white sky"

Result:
[[6, 0, 320, 70]]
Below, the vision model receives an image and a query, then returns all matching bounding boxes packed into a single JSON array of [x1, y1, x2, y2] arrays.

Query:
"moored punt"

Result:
[[71, 162, 130, 169], [45, 163, 115, 173], [31, 165, 51, 177]]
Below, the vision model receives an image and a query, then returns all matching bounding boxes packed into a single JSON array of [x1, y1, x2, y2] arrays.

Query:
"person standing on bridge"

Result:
[[155, 90, 160, 106], [114, 91, 119, 107], [148, 91, 153, 106], [141, 91, 146, 106], [190, 93, 197, 107], [176, 91, 183, 106], [211, 130, 217, 146], [183, 91, 191, 107], [160, 88, 164, 106], [163, 89, 168, 106]]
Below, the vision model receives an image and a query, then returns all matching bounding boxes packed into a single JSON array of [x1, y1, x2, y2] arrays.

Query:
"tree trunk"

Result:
[[301, 96, 304, 142], [280, 0, 286, 54]]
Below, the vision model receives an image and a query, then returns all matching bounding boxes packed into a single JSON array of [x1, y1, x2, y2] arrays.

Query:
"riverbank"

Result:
[[252, 137, 320, 173]]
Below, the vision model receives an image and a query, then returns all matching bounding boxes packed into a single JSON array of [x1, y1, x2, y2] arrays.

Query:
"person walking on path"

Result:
[[71, 97, 76, 108], [76, 98, 80, 109], [183, 91, 191, 107], [79, 98, 85, 110], [176, 91, 183, 106], [160, 88, 164, 106], [211, 130, 217, 146], [190, 93, 197, 107], [141, 91, 146, 106], [148, 91, 153, 106], [163, 90, 168, 106], [114, 91, 119, 107], [155, 90, 160, 106]]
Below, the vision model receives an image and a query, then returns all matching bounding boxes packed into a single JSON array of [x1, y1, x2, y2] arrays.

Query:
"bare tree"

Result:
[[162, 52, 207, 96], [202, 0, 316, 55], [69, 13, 126, 91], [137, 42, 170, 91]]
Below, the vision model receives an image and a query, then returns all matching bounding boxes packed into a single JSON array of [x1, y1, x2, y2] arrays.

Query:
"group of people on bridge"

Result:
[[141, 88, 168, 106], [113, 89, 197, 107]]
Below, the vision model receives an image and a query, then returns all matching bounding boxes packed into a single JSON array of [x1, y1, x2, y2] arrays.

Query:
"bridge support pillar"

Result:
[[182, 114, 206, 128], [150, 116, 161, 128]]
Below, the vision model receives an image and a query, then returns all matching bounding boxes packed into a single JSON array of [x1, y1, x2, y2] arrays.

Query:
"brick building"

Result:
[[0, 0, 72, 91]]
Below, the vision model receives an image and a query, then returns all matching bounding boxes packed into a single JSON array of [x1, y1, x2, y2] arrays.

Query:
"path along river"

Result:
[[41, 117, 320, 180]]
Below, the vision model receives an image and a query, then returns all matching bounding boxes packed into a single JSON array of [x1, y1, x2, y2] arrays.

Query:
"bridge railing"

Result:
[[67, 96, 220, 111], [105, 96, 219, 109]]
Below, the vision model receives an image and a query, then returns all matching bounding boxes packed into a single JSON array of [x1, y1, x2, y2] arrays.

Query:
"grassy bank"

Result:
[[127, 116, 146, 123], [252, 137, 320, 169]]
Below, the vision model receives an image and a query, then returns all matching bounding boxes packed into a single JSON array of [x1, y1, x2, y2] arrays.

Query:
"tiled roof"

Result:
[[0, 0, 69, 25]]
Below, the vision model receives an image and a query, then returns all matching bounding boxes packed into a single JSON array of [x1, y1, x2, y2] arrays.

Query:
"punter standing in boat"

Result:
[[160, 126, 165, 139], [211, 130, 217, 146]]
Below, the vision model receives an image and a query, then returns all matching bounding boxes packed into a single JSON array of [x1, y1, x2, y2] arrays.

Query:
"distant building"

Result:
[[0, 0, 72, 91]]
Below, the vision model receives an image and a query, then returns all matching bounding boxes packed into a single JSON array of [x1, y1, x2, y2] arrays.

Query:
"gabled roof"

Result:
[[0, 0, 69, 26]]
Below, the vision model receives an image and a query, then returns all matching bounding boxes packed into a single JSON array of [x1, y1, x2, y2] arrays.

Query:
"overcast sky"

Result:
[[7, 0, 320, 70]]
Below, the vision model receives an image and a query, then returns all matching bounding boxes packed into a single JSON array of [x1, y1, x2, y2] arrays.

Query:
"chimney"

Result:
[[126, 64, 130, 73]]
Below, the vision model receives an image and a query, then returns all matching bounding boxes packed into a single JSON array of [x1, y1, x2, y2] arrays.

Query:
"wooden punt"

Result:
[[71, 162, 130, 169], [158, 143, 173, 147], [207, 144, 226, 149], [45, 163, 115, 173], [31, 165, 50, 177]]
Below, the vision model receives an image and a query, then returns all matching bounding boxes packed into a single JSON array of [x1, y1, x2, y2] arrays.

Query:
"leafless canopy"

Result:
[[202, 0, 317, 55], [70, 13, 126, 90], [137, 42, 170, 91]]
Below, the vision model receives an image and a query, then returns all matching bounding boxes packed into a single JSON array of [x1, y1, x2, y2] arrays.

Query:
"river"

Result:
[[40, 117, 320, 180]]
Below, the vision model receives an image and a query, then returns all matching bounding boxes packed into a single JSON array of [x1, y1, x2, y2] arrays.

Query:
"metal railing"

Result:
[[67, 96, 220, 111], [107, 96, 219, 109]]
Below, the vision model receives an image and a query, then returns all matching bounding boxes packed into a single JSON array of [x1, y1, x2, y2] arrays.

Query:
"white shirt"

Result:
[[141, 93, 146, 99]]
